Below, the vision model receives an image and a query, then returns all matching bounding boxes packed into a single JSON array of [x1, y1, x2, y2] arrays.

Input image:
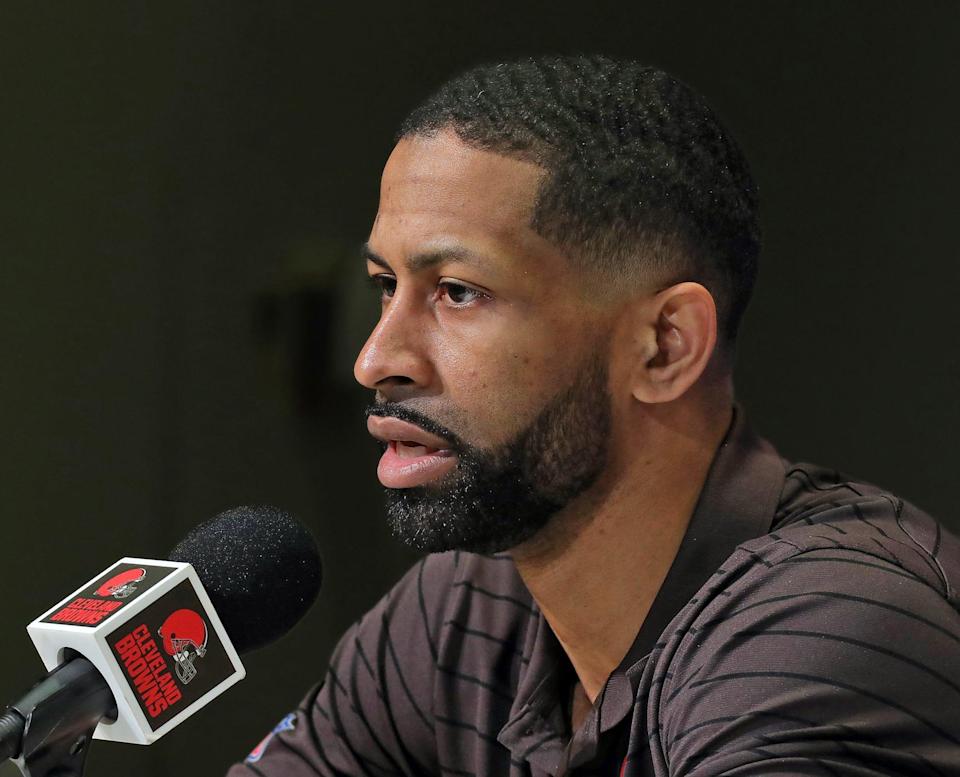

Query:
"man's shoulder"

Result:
[[739, 460, 960, 604], [654, 461, 960, 775]]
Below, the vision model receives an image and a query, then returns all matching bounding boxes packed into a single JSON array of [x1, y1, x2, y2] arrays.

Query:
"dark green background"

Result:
[[1, 2, 958, 775]]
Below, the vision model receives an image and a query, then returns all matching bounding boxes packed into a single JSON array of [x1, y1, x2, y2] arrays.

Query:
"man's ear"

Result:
[[630, 282, 719, 404]]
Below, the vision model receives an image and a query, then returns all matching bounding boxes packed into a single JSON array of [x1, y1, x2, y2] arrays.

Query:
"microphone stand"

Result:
[[0, 658, 115, 777]]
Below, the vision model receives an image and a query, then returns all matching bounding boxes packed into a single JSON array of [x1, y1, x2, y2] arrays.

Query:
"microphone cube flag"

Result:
[[26, 558, 245, 745]]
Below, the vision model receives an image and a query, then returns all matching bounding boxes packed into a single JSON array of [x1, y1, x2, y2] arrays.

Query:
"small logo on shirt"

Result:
[[245, 713, 297, 764]]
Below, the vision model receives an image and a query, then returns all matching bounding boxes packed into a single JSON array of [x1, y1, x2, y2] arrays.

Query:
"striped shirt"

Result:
[[229, 407, 960, 775]]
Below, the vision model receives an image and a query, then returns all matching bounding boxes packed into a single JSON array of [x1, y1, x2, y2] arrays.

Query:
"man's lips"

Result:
[[366, 415, 458, 488], [366, 416, 452, 450]]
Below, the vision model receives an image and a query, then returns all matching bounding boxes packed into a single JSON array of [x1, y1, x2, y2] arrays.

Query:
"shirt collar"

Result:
[[498, 403, 787, 769], [620, 402, 785, 666]]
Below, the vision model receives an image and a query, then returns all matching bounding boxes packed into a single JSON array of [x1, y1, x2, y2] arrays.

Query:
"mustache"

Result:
[[365, 402, 469, 452]]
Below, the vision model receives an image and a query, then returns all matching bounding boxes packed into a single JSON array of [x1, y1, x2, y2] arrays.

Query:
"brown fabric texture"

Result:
[[228, 409, 960, 775]]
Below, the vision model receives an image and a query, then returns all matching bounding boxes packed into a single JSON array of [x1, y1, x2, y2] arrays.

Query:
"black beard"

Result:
[[366, 355, 611, 554]]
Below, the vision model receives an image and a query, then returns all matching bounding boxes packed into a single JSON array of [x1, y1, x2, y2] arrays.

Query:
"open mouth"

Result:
[[367, 415, 459, 488], [393, 439, 442, 458]]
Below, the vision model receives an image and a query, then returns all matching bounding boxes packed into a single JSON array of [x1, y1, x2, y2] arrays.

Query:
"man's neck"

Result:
[[510, 402, 732, 704]]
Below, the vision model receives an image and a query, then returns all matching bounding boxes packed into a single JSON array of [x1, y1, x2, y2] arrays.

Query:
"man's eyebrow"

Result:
[[361, 242, 495, 273], [361, 243, 391, 270]]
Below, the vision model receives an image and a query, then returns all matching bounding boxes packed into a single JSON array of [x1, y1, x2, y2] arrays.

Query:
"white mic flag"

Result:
[[27, 557, 244, 745]]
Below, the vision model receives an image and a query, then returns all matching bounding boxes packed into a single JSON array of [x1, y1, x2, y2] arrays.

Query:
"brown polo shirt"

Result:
[[228, 407, 960, 775]]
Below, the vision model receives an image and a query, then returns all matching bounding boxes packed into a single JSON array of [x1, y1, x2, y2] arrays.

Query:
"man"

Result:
[[229, 56, 960, 776]]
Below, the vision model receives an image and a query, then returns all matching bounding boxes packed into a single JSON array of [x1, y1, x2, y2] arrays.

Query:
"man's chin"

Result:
[[383, 486, 557, 555]]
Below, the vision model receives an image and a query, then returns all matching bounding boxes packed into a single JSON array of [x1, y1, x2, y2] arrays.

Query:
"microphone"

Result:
[[0, 505, 322, 777]]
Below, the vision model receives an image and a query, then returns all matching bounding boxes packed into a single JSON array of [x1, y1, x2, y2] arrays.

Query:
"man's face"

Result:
[[355, 131, 617, 554]]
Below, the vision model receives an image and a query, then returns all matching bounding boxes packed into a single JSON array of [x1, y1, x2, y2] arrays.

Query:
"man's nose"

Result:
[[354, 298, 433, 391]]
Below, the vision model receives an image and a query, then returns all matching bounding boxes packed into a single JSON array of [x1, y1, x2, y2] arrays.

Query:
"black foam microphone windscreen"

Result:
[[169, 505, 322, 654]]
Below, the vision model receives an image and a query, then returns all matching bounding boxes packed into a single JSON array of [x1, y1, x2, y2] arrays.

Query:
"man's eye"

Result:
[[439, 281, 485, 305], [368, 274, 397, 298]]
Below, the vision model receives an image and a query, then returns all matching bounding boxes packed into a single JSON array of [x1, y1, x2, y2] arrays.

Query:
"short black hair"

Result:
[[399, 55, 760, 345]]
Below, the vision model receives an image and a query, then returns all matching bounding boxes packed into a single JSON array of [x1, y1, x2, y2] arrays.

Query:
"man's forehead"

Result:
[[376, 131, 544, 234]]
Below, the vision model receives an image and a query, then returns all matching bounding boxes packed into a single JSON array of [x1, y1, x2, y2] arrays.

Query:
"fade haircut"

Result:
[[399, 55, 761, 345]]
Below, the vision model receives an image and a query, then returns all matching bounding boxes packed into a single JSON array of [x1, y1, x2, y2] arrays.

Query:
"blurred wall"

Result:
[[1, 2, 958, 775]]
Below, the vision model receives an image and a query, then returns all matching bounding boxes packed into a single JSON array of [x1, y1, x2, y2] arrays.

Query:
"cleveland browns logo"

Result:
[[95, 567, 147, 599], [158, 609, 209, 684]]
